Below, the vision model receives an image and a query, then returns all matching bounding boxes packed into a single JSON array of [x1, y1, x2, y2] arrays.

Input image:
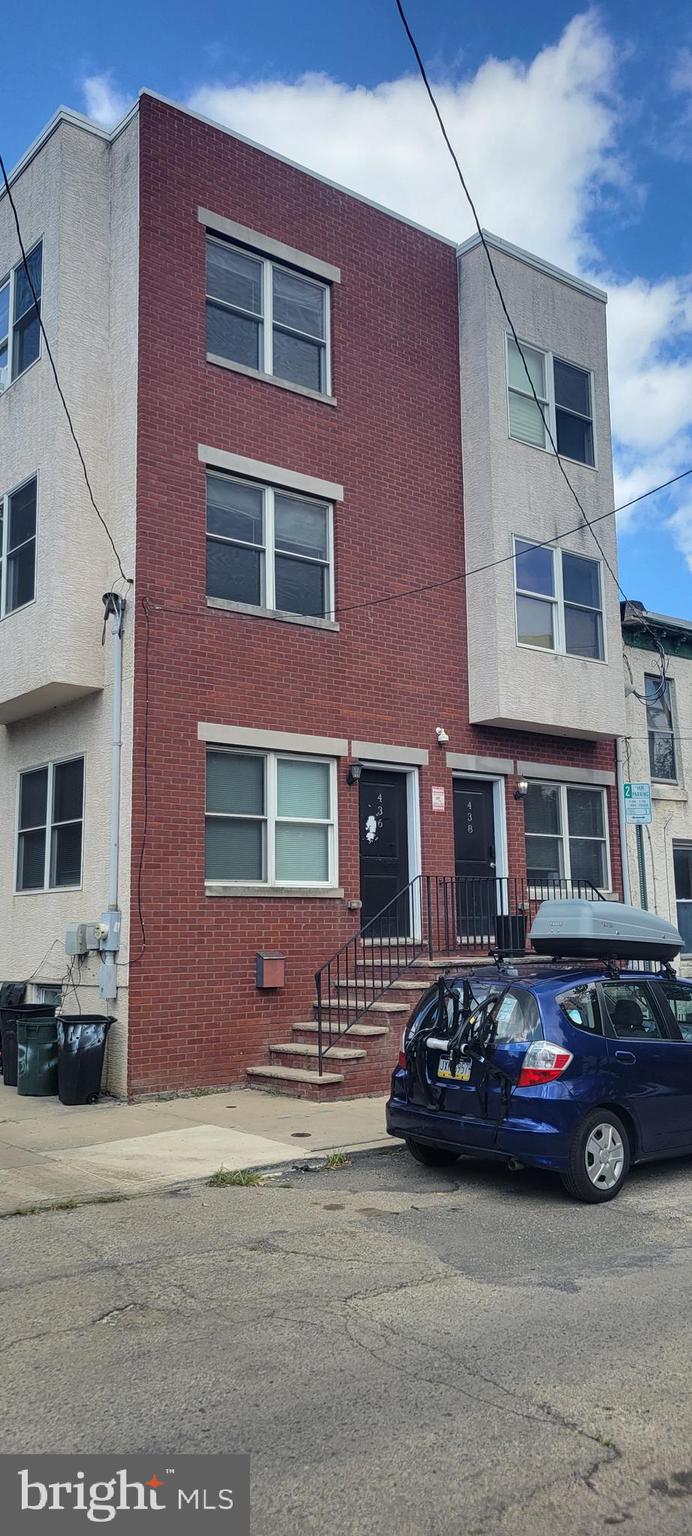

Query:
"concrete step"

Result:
[[334, 977, 423, 992], [293, 1021, 388, 1038], [314, 997, 408, 1014], [270, 1041, 367, 1062], [246, 1064, 344, 1087]]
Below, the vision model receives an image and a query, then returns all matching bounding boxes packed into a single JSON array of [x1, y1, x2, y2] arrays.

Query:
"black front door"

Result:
[[453, 778, 497, 943], [359, 769, 409, 930]]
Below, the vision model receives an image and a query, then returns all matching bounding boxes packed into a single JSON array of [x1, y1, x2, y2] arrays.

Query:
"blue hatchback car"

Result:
[[386, 964, 692, 1201]]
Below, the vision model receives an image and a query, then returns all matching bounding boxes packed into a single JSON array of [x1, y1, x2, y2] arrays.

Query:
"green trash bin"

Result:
[[17, 1016, 58, 1097]]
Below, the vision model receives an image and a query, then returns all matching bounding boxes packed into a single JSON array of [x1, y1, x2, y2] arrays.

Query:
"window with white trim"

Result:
[[507, 336, 594, 466], [673, 844, 692, 956], [524, 781, 610, 889], [205, 749, 337, 886], [645, 674, 676, 782], [0, 475, 37, 617], [206, 472, 333, 620], [16, 757, 84, 892], [514, 539, 604, 660], [0, 241, 42, 391], [206, 236, 330, 394]]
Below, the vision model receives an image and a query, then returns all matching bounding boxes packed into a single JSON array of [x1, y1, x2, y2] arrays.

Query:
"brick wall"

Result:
[[128, 96, 621, 1095]]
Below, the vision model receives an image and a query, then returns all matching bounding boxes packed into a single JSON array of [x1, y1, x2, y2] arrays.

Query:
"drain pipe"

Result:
[[615, 737, 631, 906], [99, 592, 126, 999]]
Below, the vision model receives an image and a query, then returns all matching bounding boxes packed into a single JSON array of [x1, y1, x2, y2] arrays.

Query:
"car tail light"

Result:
[[517, 1040, 573, 1088], [398, 1032, 407, 1070]]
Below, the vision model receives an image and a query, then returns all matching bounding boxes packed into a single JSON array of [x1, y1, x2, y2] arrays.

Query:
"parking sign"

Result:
[[623, 782, 652, 824]]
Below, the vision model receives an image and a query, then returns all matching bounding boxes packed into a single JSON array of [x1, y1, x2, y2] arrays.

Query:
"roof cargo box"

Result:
[[529, 900, 682, 961]]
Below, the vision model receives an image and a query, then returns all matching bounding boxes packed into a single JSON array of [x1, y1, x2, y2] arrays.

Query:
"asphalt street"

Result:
[[3, 1144, 692, 1534]]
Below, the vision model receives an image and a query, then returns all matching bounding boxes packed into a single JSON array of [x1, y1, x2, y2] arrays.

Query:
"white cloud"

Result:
[[189, 13, 620, 271], [81, 73, 133, 129]]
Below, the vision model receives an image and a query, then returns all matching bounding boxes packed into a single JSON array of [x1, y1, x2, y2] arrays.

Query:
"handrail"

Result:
[[315, 874, 428, 1074], [314, 874, 605, 1074]]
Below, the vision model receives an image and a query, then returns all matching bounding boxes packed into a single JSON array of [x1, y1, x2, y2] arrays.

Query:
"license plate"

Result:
[[437, 1055, 471, 1082]]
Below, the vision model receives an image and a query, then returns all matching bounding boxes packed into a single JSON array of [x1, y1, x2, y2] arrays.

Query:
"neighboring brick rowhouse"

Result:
[[128, 95, 621, 1095]]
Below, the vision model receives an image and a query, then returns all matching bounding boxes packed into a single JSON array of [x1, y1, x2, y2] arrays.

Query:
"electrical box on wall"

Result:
[[65, 923, 88, 957], [256, 952, 286, 989]]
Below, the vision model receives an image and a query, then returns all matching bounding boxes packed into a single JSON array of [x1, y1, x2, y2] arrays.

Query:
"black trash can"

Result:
[[57, 1016, 114, 1105], [0, 1003, 54, 1089], [17, 1015, 59, 1097]]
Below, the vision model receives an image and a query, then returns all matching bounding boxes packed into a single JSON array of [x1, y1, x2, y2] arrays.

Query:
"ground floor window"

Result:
[[205, 748, 337, 886], [16, 756, 84, 891], [524, 781, 609, 888], [673, 844, 692, 955]]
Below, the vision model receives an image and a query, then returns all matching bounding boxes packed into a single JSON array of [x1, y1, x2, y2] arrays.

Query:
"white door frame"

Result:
[[359, 761, 422, 939]]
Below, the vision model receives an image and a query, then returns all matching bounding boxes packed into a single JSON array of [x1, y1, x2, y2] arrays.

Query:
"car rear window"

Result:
[[492, 987, 542, 1044], [558, 985, 602, 1035]]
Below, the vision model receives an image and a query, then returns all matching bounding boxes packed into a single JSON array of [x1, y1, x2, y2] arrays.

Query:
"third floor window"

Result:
[[645, 674, 677, 782], [514, 538, 604, 660], [0, 241, 42, 392], [507, 336, 594, 467], [206, 471, 333, 622], [206, 236, 330, 396], [0, 475, 37, 618]]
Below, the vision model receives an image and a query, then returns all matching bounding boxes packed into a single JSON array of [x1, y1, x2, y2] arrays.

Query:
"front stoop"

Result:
[[245, 949, 491, 1099]]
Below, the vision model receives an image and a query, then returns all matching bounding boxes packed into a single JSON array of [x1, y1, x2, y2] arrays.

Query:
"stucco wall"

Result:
[[624, 640, 692, 972], [458, 239, 625, 741], [0, 115, 139, 1092]]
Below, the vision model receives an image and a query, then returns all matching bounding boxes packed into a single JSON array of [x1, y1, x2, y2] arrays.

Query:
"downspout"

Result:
[[615, 737, 631, 905], [99, 592, 126, 999]]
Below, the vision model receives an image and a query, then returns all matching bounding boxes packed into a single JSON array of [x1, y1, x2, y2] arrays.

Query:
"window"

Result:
[[645, 674, 676, 782], [658, 980, 692, 1041], [206, 473, 333, 620], [0, 476, 37, 617], [205, 749, 336, 886], [673, 844, 692, 955], [524, 781, 609, 888], [600, 981, 662, 1040], [34, 984, 63, 1008], [514, 540, 604, 660], [558, 985, 602, 1035], [0, 241, 42, 391], [206, 236, 330, 395], [16, 757, 84, 892], [507, 337, 594, 467]]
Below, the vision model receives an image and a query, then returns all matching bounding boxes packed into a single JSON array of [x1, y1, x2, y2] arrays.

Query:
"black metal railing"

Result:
[[315, 874, 429, 1073], [427, 875, 604, 956], [315, 873, 604, 1073]]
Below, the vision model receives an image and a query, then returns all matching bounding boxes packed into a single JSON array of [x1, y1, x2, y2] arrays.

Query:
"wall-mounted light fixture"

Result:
[[435, 726, 449, 746], [347, 762, 363, 786], [513, 779, 529, 801]]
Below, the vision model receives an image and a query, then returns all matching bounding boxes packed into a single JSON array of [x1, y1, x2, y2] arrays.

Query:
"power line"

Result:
[[0, 150, 131, 587], [392, 0, 670, 680], [141, 465, 692, 627]]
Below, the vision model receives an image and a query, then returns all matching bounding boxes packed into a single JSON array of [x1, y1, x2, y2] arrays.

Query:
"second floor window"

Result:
[[645, 674, 676, 781], [514, 539, 604, 660], [0, 476, 37, 617], [507, 336, 594, 467], [206, 236, 330, 395], [206, 472, 333, 621], [0, 241, 42, 391], [16, 756, 84, 892]]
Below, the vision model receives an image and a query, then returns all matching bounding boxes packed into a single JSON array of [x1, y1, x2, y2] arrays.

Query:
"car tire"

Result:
[[405, 1138, 460, 1168], [561, 1109, 630, 1203]]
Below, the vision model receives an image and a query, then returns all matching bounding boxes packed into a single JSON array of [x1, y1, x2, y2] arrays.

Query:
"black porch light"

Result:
[[513, 779, 529, 801], [347, 762, 363, 786]]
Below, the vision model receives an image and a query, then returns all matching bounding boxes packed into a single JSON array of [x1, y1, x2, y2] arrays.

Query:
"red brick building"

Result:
[[0, 94, 626, 1098]]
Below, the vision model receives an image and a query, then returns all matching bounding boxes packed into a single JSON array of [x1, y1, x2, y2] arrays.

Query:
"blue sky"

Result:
[[5, 1, 692, 617]]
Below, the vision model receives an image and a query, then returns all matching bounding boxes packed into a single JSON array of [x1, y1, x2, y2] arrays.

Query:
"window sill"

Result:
[[206, 353, 337, 407], [206, 597, 339, 631], [652, 783, 688, 802], [14, 884, 83, 897], [515, 640, 607, 665], [205, 884, 345, 899]]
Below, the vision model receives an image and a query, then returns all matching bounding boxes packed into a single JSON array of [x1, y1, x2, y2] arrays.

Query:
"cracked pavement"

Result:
[[3, 1145, 692, 1533]]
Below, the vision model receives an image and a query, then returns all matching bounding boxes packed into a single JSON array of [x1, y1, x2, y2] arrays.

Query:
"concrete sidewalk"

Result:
[[0, 1083, 390, 1215]]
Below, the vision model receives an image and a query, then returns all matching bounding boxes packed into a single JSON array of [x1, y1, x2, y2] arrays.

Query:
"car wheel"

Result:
[[561, 1110, 630, 1203], [405, 1138, 460, 1168]]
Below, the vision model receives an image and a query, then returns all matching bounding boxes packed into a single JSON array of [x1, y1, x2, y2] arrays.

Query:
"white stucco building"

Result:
[[622, 602, 692, 972]]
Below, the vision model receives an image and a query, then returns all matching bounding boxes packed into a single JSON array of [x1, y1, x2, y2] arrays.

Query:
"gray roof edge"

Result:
[[0, 103, 140, 199], [457, 230, 608, 304], [622, 602, 692, 639]]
